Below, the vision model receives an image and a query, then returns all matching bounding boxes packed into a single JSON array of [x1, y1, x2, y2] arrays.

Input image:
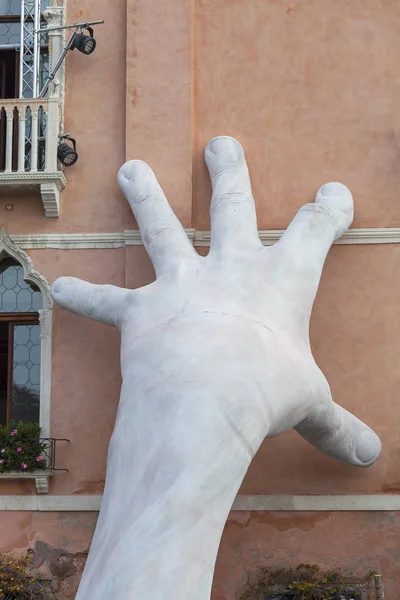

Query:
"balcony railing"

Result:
[[0, 97, 66, 217], [0, 436, 69, 494]]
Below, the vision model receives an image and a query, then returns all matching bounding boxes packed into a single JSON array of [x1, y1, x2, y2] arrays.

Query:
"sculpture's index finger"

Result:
[[118, 160, 197, 276]]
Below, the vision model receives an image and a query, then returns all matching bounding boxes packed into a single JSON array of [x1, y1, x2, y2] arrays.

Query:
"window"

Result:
[[0, 258, 42, 426], [0, 0, 50, 100], [0, 229, 53, 437]]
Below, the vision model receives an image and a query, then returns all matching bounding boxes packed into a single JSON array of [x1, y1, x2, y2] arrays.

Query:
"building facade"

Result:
[[0, 0, 400, 598]]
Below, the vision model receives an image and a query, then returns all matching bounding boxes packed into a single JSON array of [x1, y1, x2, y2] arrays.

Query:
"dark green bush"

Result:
[[0, 421, 48, 473]]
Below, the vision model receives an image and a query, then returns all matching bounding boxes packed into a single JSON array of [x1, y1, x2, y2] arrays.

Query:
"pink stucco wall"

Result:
[[1, 0, 400, 597], [1, 510, 400, 597], [214, 511, 400, 599], [193, 0, 400, 230]]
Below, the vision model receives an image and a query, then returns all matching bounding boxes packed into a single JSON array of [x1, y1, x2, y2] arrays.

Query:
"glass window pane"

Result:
[[0, 321, 8, 426], [3, 266, 17, 287], [0, 261, 42, 313], [0, 0, 50, 15], [0, 22, 20, 46], [11, 323, 40, 424], [0, 0, 20, 16], [39, 51, 49, 90]]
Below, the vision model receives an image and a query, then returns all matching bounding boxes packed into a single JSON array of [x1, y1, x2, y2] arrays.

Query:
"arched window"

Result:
[[0, 228, 52, 435], [0, 258, 43, 425]]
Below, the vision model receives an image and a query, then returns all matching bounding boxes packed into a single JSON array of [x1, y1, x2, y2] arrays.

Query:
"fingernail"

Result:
[[118, 160, 149, 182], [209, 136, 242, 157], [356, 430, 382, 463], [320, 182, 352, 197]]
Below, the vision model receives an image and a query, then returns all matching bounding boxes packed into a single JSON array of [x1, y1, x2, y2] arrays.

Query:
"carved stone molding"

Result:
[[194, 228, 400, 247], [43, 4, 66, 125], [7, 227, 400, 250], [43, 6, 64, 28], [0, 471, 54, 494], [0, 172, 67, 218], [41, 182, 62, 218], [1, 493, 400, 511], [34, 474, 51, 494], [0, 227, 53, 309]]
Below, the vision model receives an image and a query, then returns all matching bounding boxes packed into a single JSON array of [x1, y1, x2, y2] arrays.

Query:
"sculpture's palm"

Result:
[[52, 137, 381, 600]]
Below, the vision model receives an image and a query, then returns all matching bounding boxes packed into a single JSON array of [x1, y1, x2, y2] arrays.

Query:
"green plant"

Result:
[[0, 421, 48, 473], [241, 564, 374, 600], [0, 553, 55, 599]]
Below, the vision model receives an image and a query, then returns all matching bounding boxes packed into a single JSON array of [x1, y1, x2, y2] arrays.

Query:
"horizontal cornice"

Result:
[[8, 227, 400, 249], [0, 494, 399, 511]]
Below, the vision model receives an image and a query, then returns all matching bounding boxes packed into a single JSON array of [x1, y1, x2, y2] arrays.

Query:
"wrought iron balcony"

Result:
[[0, 437, 69, 494], [0, 97, 66, 217]]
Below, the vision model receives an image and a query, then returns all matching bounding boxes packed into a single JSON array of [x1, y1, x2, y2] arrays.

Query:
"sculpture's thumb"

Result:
[[295, 401, 381, 467]]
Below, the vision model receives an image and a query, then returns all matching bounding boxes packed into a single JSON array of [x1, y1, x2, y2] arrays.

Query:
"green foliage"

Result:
[[0, 421, 48, 473], [241, 564, 374, 600], [0, 553, 55, 599]]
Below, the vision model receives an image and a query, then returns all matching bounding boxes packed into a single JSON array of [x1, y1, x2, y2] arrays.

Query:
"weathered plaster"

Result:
[[193, 0, 400, 230], [214, 511, 400, 600]]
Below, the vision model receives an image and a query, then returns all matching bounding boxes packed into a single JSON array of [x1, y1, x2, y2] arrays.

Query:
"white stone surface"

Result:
[[2, 494, 400, 512], [0, 471, 53, 494], [0, 97, 65, 217], [231, 495, 397, 511], [0, 495, 102, 511], [51, 136, 381, 600]]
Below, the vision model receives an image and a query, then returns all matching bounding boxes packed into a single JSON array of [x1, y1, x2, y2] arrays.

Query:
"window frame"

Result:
[[0, 313, 40, 424], [0, 228, 53, 437]]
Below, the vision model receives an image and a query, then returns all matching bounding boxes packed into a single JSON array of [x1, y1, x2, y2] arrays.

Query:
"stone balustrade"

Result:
[[0, 97, 66, 217]]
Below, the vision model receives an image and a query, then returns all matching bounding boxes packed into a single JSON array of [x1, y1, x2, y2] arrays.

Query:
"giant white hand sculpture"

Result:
[[51, 137, 381, 600]]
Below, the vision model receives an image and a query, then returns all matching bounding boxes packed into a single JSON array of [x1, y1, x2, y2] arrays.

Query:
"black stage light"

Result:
[[71, 27, 96, 55], [58, 137, 78, 167]]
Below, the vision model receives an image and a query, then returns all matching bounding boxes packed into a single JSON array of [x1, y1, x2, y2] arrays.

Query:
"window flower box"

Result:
[[0, 421, 68, 493]]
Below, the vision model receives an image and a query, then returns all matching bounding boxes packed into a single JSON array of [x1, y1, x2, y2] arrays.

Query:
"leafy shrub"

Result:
[[0, 554, 54, 599], [241, 564, 374, 599], [0, 421, 48, 473]]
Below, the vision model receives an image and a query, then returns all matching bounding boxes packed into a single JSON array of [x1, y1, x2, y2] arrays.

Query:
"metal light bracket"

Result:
[[37, 19, 104, 98]]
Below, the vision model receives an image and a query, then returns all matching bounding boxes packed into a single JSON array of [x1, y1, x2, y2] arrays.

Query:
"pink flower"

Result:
[[10, 430, 17, 436], [21, 462, 28, 470], [1, 449, 5, 453], [0, 460, 4, 464], [36, 456, 44, 462], [16, 447, 22, 453]]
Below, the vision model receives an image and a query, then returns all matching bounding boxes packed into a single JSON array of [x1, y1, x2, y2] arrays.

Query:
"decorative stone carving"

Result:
[[0, 227, 53, 309], [43, 6, 64, 29], [51, 137, 381, 600], [34, 474, 50, 494], [41, 181, 62, 218], [43, 4, 66, 107], [0, 471, 53, 494], [4, 228, 400, 250]]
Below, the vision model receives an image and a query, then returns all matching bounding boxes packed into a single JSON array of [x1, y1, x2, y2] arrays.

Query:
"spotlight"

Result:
[[71, 27, 96, 55], [38, 20, 104, 97], [58, 136, 78, 167]]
